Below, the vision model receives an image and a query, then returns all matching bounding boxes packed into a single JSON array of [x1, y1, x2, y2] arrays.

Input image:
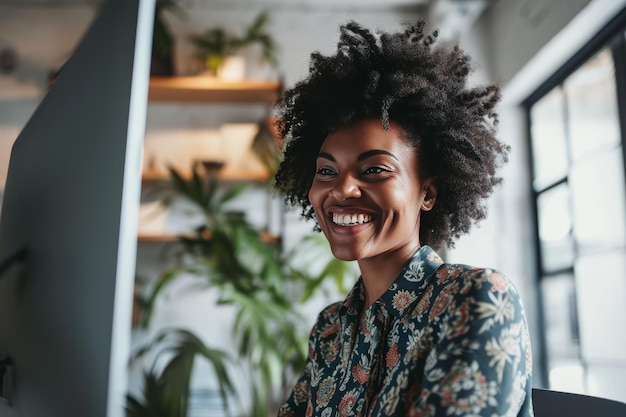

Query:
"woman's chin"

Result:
[[329, 245, 362, 262]]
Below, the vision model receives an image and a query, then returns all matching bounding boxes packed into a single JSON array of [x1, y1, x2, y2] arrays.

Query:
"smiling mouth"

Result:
[[331, 213, 373, 226]]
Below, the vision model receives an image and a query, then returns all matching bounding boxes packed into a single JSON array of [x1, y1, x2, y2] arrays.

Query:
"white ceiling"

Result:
[[3, 0, 429, 8], [181, 0, 431, 8], [2, 0, 490, 42]]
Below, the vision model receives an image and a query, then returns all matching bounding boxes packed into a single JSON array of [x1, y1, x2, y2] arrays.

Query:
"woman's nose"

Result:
[[329, 174, 362, 200]]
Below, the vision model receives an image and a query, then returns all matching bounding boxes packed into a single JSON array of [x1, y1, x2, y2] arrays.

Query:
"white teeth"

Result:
[[332, 213, 372, 226]]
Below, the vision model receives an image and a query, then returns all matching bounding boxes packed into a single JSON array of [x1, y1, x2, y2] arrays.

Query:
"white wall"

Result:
[[486, 0, 592, 85]]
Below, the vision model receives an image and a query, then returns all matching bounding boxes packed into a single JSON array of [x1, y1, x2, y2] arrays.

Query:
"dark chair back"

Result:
[[532, 388, 626, 417]]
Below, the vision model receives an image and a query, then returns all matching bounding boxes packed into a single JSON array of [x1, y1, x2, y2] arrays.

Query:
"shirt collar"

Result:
[[340, 245, 444, 320]]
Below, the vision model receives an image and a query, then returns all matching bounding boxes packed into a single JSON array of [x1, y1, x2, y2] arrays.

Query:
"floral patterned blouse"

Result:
[[278, 245, 533, 417]]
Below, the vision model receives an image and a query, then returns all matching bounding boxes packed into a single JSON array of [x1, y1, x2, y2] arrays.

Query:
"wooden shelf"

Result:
[[148, 77, 282, 104], [137, 234, 178, 243], [140, 77, 283, 247], [141, 169, 271, 183], [138, 231, 280, 244]]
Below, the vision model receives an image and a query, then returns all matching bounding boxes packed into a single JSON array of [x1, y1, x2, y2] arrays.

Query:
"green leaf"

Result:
[[218, 183, 249, 205], [130, 328, 236, 417], [140, 268, 184, 329]]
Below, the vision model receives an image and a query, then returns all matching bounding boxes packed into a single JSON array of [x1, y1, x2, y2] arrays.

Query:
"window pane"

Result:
[[537, 184, 575, 271], [575, 250, 626, 362], [530, 87, 569, 190], [541, 273, 580, 358], [530, 33, 626, 401], [541, 273, 585, 393], [587, 365, 626, 403], [565, 48, 620, 161], [570, 147, 626, 254]]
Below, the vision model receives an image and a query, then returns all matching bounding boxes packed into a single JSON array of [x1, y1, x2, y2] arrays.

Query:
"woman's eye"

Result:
[[364, 167, 388, 175], [316, 167, 336, 176]]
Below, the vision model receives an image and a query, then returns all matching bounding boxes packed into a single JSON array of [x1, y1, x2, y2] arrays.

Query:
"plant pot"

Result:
[[204, 54, 224, 77], [217, 56, 246, 81]]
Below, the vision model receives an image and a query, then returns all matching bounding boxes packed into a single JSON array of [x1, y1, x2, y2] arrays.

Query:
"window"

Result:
[[526, 28, 626, 402]]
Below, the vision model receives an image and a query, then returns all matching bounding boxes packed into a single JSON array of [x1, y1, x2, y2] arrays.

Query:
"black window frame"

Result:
[[523, 6, 626, 388]]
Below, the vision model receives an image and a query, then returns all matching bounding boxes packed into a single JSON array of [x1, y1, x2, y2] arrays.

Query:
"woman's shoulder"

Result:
[[318, 300, 344, 316], [421, 263, 530, 339], [312, 301, 344, 327], [306, 301, 345, 341], [433, 262, 522, 301]]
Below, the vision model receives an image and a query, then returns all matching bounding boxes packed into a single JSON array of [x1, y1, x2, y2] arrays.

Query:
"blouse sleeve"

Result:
[[410, 268, 533, 417], [277, 309, 326, 417]]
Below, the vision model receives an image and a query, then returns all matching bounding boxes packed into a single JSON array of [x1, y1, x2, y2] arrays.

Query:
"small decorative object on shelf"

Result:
[[0, 47, 18, 75], [200, 160, 225, 177]]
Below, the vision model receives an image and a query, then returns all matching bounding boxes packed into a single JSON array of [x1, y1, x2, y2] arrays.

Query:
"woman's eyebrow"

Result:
[[317, 152, 335, 161], [317, 150, 400, 162], [357, 150, 399, 161]]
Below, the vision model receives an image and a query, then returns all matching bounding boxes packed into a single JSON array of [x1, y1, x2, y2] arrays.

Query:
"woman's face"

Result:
[[308, 118, 436, 263]]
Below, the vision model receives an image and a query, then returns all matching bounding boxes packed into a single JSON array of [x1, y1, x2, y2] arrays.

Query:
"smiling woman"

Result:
[[308, 119, 434, 304], [273, 19, 533, 417]]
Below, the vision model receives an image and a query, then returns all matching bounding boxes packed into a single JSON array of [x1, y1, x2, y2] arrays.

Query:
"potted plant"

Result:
[[129, 164, 355, 417], [189, 12, 278, 79]]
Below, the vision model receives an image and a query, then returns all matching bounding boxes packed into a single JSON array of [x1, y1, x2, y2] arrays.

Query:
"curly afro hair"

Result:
[[273, 19, 509, 250]]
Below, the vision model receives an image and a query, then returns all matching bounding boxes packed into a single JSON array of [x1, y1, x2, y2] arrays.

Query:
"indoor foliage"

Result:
[[126, 163, 355, 417]]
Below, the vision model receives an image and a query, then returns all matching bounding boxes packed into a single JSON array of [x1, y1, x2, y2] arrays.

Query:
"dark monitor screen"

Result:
[[0, 0, 154, 416]]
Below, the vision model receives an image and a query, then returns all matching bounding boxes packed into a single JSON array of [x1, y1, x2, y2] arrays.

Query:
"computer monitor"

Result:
[[0, 0, 154, 416]]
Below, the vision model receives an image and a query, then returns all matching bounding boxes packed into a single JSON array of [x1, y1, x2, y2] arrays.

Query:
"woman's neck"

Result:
[[357, 244, 421, 308]]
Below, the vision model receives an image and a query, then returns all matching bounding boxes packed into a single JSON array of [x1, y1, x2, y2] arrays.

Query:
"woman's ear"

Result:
[[421, 178, 437, 212]]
